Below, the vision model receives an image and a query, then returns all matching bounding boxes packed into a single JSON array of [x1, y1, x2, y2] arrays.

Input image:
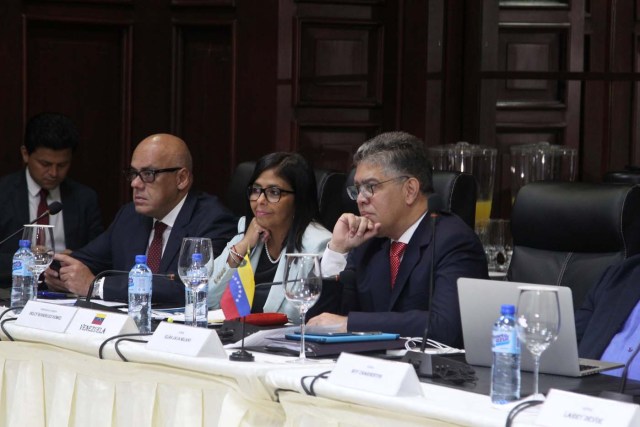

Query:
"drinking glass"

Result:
[[22, 224, 55, 295], [283, 253, 322, 363], [516, 287, 561, 398], [177, 237, 214, 327]]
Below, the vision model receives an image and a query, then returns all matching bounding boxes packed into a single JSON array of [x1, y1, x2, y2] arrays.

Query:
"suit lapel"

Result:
[[59, 181, 79, 246], [389, 215, 432, 309], [15, 172, 30, 223]]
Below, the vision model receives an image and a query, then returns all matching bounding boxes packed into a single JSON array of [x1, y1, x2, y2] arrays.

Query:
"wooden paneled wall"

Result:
[[0, 0, 638, 224]]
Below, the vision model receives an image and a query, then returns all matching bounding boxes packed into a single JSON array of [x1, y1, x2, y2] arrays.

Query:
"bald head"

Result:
[[135, 133, 193, 172], [130, 133, 193, 219]]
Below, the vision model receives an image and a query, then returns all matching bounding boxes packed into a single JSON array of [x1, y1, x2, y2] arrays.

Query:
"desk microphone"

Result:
[[599, 343, 640, 403], [402, 194, 474, 380], [254, 274, 342, 288], [0, 201, 64, 247], [77, 269, 176, 310]]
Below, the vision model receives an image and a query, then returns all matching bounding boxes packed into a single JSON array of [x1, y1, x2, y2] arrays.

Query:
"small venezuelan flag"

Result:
[[220, 250, 255, 319]]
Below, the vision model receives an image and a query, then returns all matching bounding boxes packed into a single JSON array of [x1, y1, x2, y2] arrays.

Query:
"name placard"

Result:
[[66, 308, 138, 338], [146, 322, 227, 358], [328, 352, 423, 397], [537, 389, 640, 427], [15, 300, 78, 333]]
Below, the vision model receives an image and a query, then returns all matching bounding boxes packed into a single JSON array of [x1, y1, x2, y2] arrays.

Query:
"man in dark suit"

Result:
[[576, 253, 640, 379], [0, 112, 103, 286], [45, 133, 237, 304], [308, 132, 488, 347]]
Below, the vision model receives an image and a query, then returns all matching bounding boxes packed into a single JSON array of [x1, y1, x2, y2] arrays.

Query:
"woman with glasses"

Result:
[[208, 152, 331, 319]]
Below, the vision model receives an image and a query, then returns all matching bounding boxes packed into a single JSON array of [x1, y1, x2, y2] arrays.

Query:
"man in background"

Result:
[[308, 131, 488, 347], [0, 112, 103, 286], [45, 133, 237, 304]]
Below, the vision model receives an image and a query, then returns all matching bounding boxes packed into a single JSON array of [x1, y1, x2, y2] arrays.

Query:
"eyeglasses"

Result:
[[247, 186, 295, 203], [123, 167, 182, 183], [346, 175, 409, 200]]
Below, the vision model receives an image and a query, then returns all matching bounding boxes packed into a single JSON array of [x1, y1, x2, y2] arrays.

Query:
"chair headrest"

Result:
[[511, 182, 640, 254]]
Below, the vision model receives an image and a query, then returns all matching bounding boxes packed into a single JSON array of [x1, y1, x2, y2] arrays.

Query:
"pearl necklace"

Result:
[[264, 241, 282, 264]]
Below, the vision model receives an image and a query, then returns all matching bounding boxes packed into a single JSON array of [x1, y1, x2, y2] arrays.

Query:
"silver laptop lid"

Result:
[[458, 278, 583, 377]]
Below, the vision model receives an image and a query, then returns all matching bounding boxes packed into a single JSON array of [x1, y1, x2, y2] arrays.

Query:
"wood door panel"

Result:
[[172, 22, 234, 198], [25, 18, 131, 222], [295, 18, 384, 106]]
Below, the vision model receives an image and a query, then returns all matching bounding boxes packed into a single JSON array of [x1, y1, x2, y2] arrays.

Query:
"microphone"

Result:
[[402, 194, 475, 381], [253, 274, 342, 288], [77, 269, 176, 310], [599, 344, 640, 402], [0, 201, 64, 247]]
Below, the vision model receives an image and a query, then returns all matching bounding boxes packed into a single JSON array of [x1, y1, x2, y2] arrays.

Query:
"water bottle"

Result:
[[491, 304, 521, 404], [184, 253, 209, 328], [10, 240, 35, 312], [128, 255, 152, 333]]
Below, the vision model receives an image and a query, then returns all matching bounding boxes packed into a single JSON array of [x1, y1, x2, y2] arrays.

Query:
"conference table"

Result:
[[0, 315, 637, 427]]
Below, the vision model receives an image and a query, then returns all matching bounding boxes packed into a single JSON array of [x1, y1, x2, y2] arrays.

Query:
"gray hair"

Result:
[[353, 131, 434, 194]]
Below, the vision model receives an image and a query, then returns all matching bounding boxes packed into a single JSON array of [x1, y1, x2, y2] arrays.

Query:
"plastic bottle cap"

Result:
[[18, 240, 31, 248], [135, 255, 147, 264], [500, 304, 515, 315], [192, 253, 203, 263]]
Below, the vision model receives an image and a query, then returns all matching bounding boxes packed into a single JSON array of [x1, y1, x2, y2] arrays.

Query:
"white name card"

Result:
[[537, 389, 640, 427], [15, 300, 78, 333], [328, 352, 423, 397], [66, 308, 138, 338], [146, 322, 227, 358]]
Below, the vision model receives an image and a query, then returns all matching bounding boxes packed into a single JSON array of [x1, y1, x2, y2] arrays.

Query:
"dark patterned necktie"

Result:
[[147, 221, 167, 273], [390, 241, 407, 288]]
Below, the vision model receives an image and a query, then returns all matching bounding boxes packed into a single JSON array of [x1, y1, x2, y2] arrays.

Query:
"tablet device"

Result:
[[285, 332, 400, 344]]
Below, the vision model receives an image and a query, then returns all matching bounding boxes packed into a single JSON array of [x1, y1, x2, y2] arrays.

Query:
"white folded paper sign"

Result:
[[15, 300, 78, 333], [329, 352, 423, 397], [537, 389, 640, 427], [66, 308, 138, 338], [146, 321, 227, 358]]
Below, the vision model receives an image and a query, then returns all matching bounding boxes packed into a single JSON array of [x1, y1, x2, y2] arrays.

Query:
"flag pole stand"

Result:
[[229, 316, 254, 362]]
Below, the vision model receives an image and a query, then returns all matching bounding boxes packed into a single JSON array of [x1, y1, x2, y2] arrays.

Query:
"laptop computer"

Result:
[[457, 278, 623, 377]]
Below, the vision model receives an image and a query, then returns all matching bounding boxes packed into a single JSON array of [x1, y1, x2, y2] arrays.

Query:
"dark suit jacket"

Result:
[[341, 212, 489, 347], [0, 170, 103, 285], [71, 190, 237, 304], [576, 253, 640, 359]]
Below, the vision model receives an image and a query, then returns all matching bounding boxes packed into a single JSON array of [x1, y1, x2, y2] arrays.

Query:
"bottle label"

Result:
[[492, 329, 520, 354], [12, 260, 32, 277], [128, 276, 152, 293]]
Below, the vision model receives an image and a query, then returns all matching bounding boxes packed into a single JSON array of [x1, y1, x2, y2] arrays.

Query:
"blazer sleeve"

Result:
[[208, 217, 246, 308], [345, 216, 488, 347]]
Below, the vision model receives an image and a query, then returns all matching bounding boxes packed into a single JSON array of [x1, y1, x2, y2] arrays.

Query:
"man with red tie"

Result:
[[308, 132, 488, 347], [0, 113, 103, 286], [45, 133, 237, 304]]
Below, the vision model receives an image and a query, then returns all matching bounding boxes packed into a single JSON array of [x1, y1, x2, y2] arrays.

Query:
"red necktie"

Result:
[[390, 241, 407, 288], [147, 221, 167, 273], [36, 188, 49, 225]]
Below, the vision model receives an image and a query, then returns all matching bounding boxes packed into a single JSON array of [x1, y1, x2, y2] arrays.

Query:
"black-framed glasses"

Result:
[[123, 167, 182, 183], [346, 175, 409, 200], [247, 185, 295, 203]]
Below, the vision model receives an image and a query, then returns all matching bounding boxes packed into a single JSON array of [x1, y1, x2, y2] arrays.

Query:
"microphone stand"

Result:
[[0, 202, 64, 248], [76, 270, 175, 311], [229, 316, 255, 362], [599, 344, 640, 403]]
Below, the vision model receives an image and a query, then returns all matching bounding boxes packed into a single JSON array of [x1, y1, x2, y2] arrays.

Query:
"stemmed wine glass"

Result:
[[177, 237, 214, 328], [283, 253, 322, 363], [516, 286, 561, 399], [22, 224, 55, 297]]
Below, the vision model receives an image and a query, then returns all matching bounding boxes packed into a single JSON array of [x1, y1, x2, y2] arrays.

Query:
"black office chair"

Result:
[[507, 181, 640, 309], [226, 161, 346, 231], [341, 169, 477, 229], [603, 166, 640, 185]]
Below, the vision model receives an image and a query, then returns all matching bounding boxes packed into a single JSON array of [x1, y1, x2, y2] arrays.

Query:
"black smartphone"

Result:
[[49, 260, 61, 272]]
